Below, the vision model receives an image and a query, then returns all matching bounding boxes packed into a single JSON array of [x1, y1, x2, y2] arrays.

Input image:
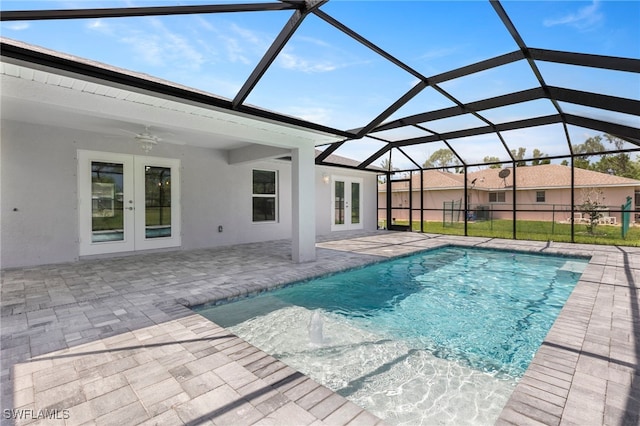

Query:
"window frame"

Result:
[[489, 191, 506, 203], [536, 190, 546, 203], [251, 169, 278, 223]]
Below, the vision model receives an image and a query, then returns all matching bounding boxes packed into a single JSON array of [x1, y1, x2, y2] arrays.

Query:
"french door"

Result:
[[78, 150, 181, 256], [331, 176, 363, 231]]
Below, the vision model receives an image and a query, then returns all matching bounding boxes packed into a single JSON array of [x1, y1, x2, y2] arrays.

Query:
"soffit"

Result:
[[1, 55, 342, 151]]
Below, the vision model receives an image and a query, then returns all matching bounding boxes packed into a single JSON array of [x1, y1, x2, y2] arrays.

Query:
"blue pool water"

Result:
[[196, 246, 588, 425]]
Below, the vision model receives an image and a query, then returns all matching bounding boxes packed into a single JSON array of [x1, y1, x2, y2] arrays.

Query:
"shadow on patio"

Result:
[[1, 232, 639, 425]]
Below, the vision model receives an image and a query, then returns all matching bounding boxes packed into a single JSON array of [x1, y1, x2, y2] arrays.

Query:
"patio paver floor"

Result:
[[1, 231, 639, 425]]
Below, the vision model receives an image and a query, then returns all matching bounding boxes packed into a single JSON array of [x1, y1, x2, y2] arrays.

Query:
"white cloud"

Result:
[[83, 14, 264, 95], [86, 19, 115, 36], [229, 23, 265, 49], [192, 17, 268, 65], [194, 15, 215, 32], [275, 33, 373, 74], [5, 22, 29, 31], [220, 34, 251, 65], [284, 106, 333, 124], [296, 35, 331, 48], [192, 17, 241, 63], [147, 18, 205, 68], [278, 51, 338, 73], [201, 76, 242, 99], [120, 33, 164, 66], [543, 0, 603, 30], [87, 16, 204, 70]]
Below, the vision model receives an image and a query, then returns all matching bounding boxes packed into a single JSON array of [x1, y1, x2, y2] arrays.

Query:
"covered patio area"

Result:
[[1, 232, 639, 425]]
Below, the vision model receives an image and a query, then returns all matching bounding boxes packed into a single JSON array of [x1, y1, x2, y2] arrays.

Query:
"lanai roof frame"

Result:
[[1, 0, 638, 173]]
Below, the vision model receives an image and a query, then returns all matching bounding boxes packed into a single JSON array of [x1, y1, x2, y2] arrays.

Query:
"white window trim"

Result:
[[252, 169, 278, 223]]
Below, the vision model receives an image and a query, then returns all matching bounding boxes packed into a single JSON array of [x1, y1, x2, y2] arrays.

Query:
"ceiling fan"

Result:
[[134, 125, 161, 153], [114, 124, 181, 153]]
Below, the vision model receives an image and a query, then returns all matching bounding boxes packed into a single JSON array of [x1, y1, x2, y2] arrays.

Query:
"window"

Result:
[[252, 170, 277, 222], [489, 192, 505, 203], [536, 191, 545, 203]]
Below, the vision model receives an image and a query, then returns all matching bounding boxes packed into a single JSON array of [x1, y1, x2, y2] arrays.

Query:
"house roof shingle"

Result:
[[468, 164, 640, 190], [381, 164, 640, 191], [316, 150, 384, 170]]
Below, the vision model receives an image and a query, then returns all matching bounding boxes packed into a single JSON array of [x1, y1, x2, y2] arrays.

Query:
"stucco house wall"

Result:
[[1, 119, 377, 268], [380, 184, 635, 225], [474, 187, 633, 222], [380, 188, 465, 223]]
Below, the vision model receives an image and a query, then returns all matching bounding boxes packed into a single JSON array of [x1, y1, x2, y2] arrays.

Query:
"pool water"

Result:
[[196, 246, 588, 425]]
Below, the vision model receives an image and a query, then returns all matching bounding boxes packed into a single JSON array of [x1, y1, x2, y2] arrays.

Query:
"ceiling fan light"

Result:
[[135, 130, 159, 153], [137, 137, 157, 153]]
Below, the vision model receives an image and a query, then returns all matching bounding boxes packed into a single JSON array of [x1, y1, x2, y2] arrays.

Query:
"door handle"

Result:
[[127, 207, 134, 211]]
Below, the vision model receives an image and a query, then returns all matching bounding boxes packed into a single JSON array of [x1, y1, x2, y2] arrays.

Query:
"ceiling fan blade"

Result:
[[115, 127, 138, 135]]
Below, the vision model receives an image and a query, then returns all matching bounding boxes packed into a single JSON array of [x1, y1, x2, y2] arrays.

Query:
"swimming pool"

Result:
[[195, 246, 588, 425]]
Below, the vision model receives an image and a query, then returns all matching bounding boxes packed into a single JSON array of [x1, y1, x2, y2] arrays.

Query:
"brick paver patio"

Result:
[[1, 231, 639, 425]]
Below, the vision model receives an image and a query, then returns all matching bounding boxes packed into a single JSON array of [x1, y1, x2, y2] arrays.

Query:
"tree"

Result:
[[423, 148, 459, 171], [572, 136, 605, 169], [591, 135, 640, 179], [572, 134, 640, 179], [483, 148, 549, 168], [378, 158, 397, 184], [531, 149, 551, 165], [483, 156, 502, 169], [510, 147, 527, 167], [574, 135, 605, 155], [379, 158, 394, 172], [579, 187, 606, 235], [604, 134, 625, 150]]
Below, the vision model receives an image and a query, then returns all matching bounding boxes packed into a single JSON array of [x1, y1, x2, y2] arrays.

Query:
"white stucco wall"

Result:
[[1, 121, 79, 267], [1, 120, 377, 268], [178, 146, 294, 251]]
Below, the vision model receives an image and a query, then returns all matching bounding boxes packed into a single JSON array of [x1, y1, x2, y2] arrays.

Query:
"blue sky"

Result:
[[1, 1, 639, 168]]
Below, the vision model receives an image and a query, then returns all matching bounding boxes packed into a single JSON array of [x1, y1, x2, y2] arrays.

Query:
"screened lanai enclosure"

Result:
[[2, 0, 639, 246]]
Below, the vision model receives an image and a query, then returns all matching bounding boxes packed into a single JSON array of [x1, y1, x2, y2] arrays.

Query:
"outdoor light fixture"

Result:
[[322, 173, 330, 184]]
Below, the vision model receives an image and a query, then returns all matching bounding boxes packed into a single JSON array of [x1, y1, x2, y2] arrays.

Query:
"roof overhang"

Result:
[[1, 38, 344, 153]]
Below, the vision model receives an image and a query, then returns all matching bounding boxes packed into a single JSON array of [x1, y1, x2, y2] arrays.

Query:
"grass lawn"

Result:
[[92, 207, 171, 231], [383, 219, 640, 247]]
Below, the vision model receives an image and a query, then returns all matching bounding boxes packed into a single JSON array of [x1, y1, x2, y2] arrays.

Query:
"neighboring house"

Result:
[[379, 165, 640, 224], [1, 39, 378, 268]]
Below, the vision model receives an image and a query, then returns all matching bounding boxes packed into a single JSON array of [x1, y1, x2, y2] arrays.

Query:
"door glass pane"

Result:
[[335, 181, 345, 225], [145, 166, 172, 238], [351, 182, 360, 224], [91, 161, 124, 242]]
